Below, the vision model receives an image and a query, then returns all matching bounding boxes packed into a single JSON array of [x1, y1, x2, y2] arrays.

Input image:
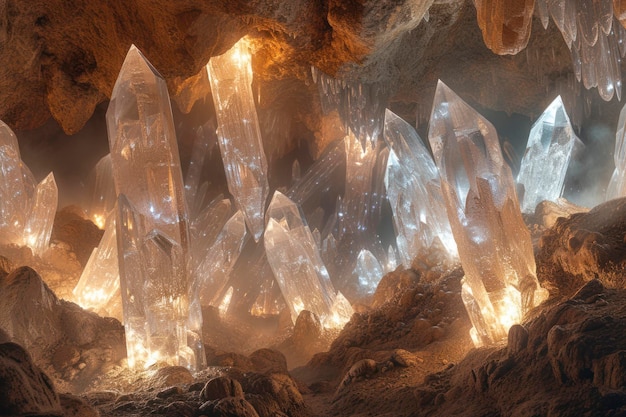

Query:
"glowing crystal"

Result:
[[383, 109, 457, 266], [428, 80, 547, 346], [87, 154, 116, 228], [24, 172, 58, 256], [607, 102, 626, 200], [264, 191, 353, 328], [517, 96, 579, 213], [354, 249, 383, 294], [207, 37, 270, 242]]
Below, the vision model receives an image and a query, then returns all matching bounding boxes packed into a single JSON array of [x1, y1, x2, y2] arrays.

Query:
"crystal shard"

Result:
[[607, 102, 626, 200], [23, 172, 58, 256], [87, 154, 116, 228], [72, 213, 120, 319], [354, 249, 383, 294], [207, 37, 270, 242], [264, 191, 353, 328], [193, 210, 247, 306], [383, 109, 457, 267], [517, 96, 579, 213], [474, 0, 534, 55], [0, 120, 35, 246], [107, 45, 202, 370], [428, 80, 547, 346]]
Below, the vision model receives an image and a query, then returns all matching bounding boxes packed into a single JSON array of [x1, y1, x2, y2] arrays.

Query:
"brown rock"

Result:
[[59, 393, 100, 417], [200, 376, 244, 401], [147, 366, 194, 389], [249, 348, 288, 374], [213, 397, 260, 417]]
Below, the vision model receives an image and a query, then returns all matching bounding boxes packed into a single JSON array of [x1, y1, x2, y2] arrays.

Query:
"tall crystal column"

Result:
[[87, 154, 116, 228], [264, 191, 353, 328], [607, 102, 626, 200], [0, 120, 35, 246], [517, 96, 579, 213], [428, 80, 547, 346], [107, 45, 203, 370], [207, 37, 270, 242], [384, 109, 457, 267]]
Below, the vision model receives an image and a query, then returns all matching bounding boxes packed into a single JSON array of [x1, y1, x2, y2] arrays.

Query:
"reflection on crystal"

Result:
[[354, 249, 383, 295], [517, 96, 579, 213], [72, 213, 120, 319], [207, 37, 270, 242], [474, 0, 534, 55], [107, 45, 203, 370], [185, 121, 218, 218], [264, 191, 353, 328], [24, 172, 58, 256], [190, 196, 233, 273], [383, 109, 457, 267], [428, 80, 547, 346], [607, 102, 626, 200], [87, 154, 116, 229]]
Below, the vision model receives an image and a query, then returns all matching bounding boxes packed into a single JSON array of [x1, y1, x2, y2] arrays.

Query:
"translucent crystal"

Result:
[[24, 173, 58, 256], [184, 121, 218, 218], [107, 45, 202, 370], [207, 37, 270, 242], [193, 210, 247, 306], [0, 120, 35, 246], [517, 96, 579, 213], [474, 0, 534, 55], [383, 109, 457, 267], [428, 80, 547, 346], [189, 196, 233, 272], [354, 249, 384, 294], [264, 191, 353, 328], [607, 102, 626, 200], [87, 154, 116, 229], [72, 213, 120, 319]]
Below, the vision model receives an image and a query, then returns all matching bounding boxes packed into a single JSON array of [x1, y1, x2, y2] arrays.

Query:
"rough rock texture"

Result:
[[51, 206, 104, 267]]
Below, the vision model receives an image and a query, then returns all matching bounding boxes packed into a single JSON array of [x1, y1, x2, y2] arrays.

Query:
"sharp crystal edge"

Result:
[[24, 172, 58, 257], [607, 102, 626, 200], [87, 153, 116, 229], [517, 96, 579, 214], [428, 80, 548, 346], [207, 37, 269, 242], [264, 191, 353, 328], [383, 109, 457, 267], [107, 45, 204, 370]]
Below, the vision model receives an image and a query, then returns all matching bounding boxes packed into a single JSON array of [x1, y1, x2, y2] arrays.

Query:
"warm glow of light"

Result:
[[92, 213, 106, 229], [323, 311, 350, 330], [76, 288, 108, 308], [292, 296, 305, 316], [495, 286, 522, 332], [230, 37, 252, 70], [218, 286, 233, 316]]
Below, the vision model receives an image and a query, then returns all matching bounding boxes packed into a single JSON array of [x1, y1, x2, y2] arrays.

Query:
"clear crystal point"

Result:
[[264, 191, 353, 328], [428, 80, 547, 346], [24, 172, 58, 256], [207, 37, 270, 242], [87, 154, 116, 228], [517, 96, 579, 213]]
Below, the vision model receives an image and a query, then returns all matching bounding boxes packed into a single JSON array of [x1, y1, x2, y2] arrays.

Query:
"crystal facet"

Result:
[[428, 80, 548, 346], [607, 102, 626, 200], [24, 172, 58, 257], [207, 37, 270, 242], [264, 191, 353, 328], [517, 96, 579, 213], [87, 154, 116, 229]]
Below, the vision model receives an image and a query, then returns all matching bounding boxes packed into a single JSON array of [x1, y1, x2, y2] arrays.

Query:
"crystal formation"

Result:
[[207, 37, 270, 242], [384, 109, 457, 267], [87, 154, 116, 229], [517, 96, 579, 213], [354, 249, 384, 294], [474, 0, 534, 55], [607, 102, 626, 200], [428, 80, 547, 346], [264, 191, 353, 328], [24, 172, 58, 257], [107, 45, 203, 370]]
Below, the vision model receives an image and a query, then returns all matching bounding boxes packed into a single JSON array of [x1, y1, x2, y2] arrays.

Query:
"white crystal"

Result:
[[87, 154, 116, 228], [383, 109, 457, 266], [264, 191, 353, 328], [354, 249, 384, 295], [23, 172, 58, 256], [189, 196, 233, 273], [607, 102, 626, 200], [517, 96, 579, 213], [207, 37, 270, 242], [428, 80, 547, 346]]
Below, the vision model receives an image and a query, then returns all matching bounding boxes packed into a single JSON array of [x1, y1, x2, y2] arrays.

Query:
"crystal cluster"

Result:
[[474, 0, 534, 55], [207, 37, 270, 242], [264, 191, 353, 328], [428, 80, 548, 346], [607, 102, 626, 200], [107, 45, 203, 370], [384, 109, 457, 267], [517, 96, 579, 213], [0, 120, 58, 256]]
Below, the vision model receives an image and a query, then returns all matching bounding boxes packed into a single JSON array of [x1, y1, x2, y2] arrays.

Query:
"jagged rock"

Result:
[[292, 311, 323, 348], [147, 366, 194, 389], [50, 206, 103, 267], [0, 342, 62, 416], [248, 349, 288, 374], [212, 397, 260, 417], [371, 269, 420, 308], [59, 393, 100, 417], [243, 373, 308, 417], [200, 376, 244, 402], [507, 324, 529, 355]]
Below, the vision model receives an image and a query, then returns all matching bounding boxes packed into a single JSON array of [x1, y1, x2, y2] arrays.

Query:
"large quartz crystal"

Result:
[[517, 96, 579, 213], [428, 80, 547, 346], [107, 45, 203, 370], [384, 109, 457, 267], [264, 191, 353, 328], [607, 102, 626, 200], [87, 154, 116, 229], [207, 37, 269, 242]]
